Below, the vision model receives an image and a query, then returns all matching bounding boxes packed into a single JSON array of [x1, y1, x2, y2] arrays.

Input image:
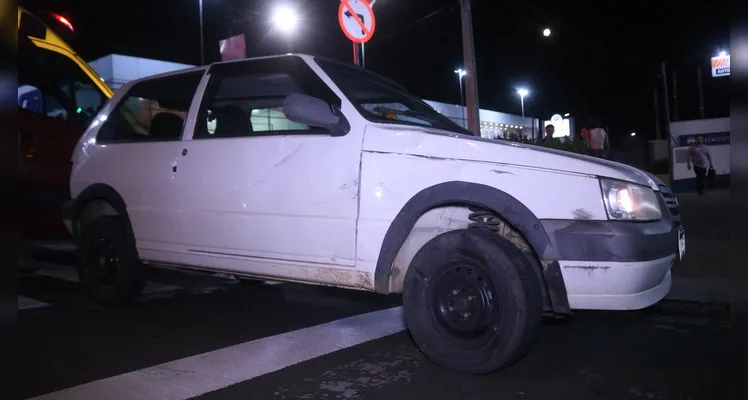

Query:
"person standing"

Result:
[[587, 117, 609, 158], [537, 124, 557, 146], [686, 136, 713, 195]]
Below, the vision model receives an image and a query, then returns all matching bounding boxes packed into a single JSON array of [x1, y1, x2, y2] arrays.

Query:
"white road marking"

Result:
[[29, 306, 406, 400], [18, 296, 50, 310]]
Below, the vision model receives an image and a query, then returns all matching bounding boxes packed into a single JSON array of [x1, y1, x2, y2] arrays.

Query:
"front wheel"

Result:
[[402, 228, 543, 374], [77, 216, 145, 306]]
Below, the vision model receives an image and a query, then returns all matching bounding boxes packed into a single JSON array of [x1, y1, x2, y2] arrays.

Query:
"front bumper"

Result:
[[540, 192, 681, 311]]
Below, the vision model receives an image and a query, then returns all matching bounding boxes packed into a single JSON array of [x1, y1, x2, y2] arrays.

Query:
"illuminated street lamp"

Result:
[[543, 28, 551, 37], [272, 5, 299, 33], [517, 88, 529, 118], [630, 132, 636, 137]]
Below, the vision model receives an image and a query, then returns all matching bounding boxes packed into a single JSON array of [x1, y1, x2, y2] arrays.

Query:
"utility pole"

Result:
[[660, 62, 671, 141], [199, 0, 205, 65], [653, 89, 661, 139], [660, 62, 673, 183], [672, 70, 679, 121], [459, 0, 480, 136], [696, 66, 705, 118]]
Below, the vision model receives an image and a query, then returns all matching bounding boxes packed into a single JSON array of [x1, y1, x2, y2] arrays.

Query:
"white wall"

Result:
[[425, 99, 538, 139]]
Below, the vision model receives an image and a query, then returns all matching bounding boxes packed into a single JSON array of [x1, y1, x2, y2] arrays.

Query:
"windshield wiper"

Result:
[[374, 106, 471, 134], [372, 106, 468, 134]]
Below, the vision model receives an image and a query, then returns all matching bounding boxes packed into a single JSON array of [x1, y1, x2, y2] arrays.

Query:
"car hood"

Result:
[[363, 124, 660, 190]]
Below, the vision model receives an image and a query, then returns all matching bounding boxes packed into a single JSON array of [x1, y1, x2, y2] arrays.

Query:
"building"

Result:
[[90, 54, 570, 141]]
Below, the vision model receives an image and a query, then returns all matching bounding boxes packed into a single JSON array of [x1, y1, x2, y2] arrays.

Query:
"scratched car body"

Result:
[[64, 54, 685, 374]]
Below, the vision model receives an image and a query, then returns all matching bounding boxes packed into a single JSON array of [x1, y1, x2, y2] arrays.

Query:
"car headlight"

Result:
[[600, 178, 662, 221]]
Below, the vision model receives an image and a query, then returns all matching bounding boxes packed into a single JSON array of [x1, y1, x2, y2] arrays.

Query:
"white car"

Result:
[[63, 54, 685, 374]]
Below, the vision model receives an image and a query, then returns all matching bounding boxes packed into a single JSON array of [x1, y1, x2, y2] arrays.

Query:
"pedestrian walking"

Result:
[[686, 136, 713, 195]]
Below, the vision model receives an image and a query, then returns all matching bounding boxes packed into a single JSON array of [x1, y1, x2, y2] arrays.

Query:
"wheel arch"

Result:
[[71, 183, 135, 247], [373, 181, 571, 314]]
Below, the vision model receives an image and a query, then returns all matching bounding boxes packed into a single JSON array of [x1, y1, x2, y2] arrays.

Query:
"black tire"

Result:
[[77, 216, 144, 306], [402, 228, 543, 374]]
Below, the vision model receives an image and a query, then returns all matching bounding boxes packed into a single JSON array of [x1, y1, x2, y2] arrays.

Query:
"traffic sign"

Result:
[[711, 55, 730, 77], [339, 0, 376, 44]]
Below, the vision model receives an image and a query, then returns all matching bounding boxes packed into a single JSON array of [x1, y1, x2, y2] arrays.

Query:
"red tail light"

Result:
[[51, 13, 74, 32]]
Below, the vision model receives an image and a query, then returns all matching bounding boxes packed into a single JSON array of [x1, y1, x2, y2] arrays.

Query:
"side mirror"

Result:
[[283, 93, 350, 137]]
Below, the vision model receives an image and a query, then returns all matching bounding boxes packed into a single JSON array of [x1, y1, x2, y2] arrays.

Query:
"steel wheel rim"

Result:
[[86, 234, 119, 286], [426, 259, 501, 348]]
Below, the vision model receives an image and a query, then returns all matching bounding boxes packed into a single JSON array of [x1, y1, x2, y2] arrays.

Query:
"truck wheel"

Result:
[[77, 216, 144, 306], [402, 228, 543, 374]]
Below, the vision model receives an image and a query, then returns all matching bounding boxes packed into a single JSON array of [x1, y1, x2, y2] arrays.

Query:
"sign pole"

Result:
[[360, 42, 366, 68], [339, 0, 375, 68], [459, 0, 480, 136]]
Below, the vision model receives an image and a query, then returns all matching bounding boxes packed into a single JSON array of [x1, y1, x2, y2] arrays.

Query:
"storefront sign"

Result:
[[678, 132, 730, 146], [711, 55, 730, 77]]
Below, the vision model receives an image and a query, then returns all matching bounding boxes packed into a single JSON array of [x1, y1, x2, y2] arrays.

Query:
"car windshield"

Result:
[[315, 58, 471, 135]]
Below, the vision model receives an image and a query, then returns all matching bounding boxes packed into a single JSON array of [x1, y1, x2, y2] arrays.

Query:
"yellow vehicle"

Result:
[[18, 6, 114, 238]]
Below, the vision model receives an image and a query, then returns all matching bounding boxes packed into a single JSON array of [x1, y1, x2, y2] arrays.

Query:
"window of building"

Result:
[[97, 72, 203, 143]]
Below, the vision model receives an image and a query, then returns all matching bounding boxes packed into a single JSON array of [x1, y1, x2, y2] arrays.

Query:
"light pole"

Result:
[[517, 88, 528, 118], [271, 5, 299, 53], [459, 0, 480, 136], [454, 68, 467, 128], [198, 0, 204, 64]]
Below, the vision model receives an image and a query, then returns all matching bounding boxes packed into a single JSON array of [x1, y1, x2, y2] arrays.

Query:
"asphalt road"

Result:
[[17, 245, 728, 400]]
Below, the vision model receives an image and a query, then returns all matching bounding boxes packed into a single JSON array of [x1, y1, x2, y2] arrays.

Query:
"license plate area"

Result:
[[677, 227, 686, 260]]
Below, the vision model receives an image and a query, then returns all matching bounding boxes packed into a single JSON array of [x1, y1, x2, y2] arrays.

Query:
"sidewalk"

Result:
[[664, 189, 729, 304]]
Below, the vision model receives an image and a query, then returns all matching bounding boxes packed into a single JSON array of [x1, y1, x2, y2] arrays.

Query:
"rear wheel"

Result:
[[77, 216, 144, 306], [402, 228, 543, 374]]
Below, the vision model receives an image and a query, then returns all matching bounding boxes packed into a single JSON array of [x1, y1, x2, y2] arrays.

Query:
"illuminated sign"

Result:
[[678, 132, 730, 146], [711, 55, 730, 77]]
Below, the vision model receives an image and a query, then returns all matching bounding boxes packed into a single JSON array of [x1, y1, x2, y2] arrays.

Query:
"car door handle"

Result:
[[172, 165, 177, 173]]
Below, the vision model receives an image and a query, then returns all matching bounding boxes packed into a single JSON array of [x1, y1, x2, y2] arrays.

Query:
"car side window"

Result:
[[97, 72, 203, 143], [195, 57, 341, 139]]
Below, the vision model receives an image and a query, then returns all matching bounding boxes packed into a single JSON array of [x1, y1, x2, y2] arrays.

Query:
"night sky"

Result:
[[21, 0, 730, 144]]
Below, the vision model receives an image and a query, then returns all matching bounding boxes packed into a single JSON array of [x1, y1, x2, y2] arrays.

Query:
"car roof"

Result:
[[126, 54, 316, 83]]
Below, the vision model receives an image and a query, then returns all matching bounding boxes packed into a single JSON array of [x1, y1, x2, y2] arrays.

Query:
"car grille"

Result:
[[658, 184, 681, 226]]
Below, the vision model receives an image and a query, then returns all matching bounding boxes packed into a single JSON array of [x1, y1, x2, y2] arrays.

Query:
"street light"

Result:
[[272, 5, 298, 33], [630, 132, 636, 137], [517, 88, 529, 118], [564, 113, 570, 117], [542, 28, 551, 37], [455, 69, 467, 128]]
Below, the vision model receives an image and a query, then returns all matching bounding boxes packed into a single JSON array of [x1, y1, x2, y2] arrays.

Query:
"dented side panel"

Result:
[[355, 130, 607, 269]]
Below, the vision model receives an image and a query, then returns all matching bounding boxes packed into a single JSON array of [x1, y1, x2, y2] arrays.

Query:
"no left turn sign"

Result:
[[338, 0, 376, 44]]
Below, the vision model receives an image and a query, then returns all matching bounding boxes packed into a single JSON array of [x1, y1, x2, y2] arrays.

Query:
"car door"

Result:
[[175, 57, 363, 268], [85, 71, 206, 252]]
